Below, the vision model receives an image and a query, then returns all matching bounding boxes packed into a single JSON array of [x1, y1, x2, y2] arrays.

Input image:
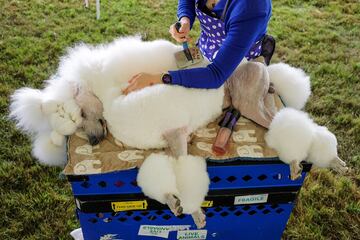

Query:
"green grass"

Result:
[[0, 0, 359, 239]]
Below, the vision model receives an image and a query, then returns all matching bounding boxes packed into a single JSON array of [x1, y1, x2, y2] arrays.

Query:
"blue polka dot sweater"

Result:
[[169, 0, 272, 89]]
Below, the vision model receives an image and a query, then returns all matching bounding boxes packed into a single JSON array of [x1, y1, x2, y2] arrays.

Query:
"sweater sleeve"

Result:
[[177, 0, 196, 28], [169, 15, 268, 89]]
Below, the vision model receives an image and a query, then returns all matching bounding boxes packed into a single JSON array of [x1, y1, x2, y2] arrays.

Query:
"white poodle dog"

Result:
[[9, 36, 343, 227], [10, 36, 225, 228]]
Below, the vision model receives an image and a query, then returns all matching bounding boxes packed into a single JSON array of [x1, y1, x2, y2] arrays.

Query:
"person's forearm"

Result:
[[169, 16, 268, 89], [177, 0, 196, 28], [169, 65, 225, 89]]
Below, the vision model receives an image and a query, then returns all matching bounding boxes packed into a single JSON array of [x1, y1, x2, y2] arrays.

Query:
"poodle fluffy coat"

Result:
[[9, 36, 347, 228], [10, 37, 224, 227]]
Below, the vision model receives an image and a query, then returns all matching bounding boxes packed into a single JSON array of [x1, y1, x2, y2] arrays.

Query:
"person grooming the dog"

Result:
[[122, 0, 275, 93]]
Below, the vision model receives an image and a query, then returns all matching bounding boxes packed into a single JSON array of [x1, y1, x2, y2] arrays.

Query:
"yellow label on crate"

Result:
[[201, 201, 213, 208], [111, 200, 148, 212]]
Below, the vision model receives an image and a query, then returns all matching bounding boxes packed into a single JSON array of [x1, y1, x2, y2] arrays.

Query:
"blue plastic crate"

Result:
[[68, 160, 310, 240], [77, 203, 295, 240], [68, 160, 309, 196]]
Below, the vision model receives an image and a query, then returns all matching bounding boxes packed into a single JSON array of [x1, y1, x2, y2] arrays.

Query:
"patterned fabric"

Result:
[[63, 94, 284, 176], [195, 0, 262, 61]]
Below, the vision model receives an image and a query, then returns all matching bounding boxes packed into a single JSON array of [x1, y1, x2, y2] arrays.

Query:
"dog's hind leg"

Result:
[[137, 153, 180, 213], [330, 157, 348, 174], [226, 62, 277, 128], [175, 155, 209, 228], [290, 160, 303, 180], [163, 126, 188, 158], [191, 209, 206, 229], [161, 126, 189, 216], [165, 194, 183, 216]]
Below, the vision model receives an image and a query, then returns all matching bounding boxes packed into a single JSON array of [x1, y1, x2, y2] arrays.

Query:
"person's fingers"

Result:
[[170, 29, 187, 38], [128, 73, 141, 84], [125, 82, 144, 95], [175, 36, 188, 43], [171, 32, 190, 43], [179, 24, 189, 33], [121, 85, 130, 94], [169, 25, 191, 43], [122, 83, 136, 95], [172, 35, 187, 43], [170, 24, 189, 36], [122, 79, 138, 95]]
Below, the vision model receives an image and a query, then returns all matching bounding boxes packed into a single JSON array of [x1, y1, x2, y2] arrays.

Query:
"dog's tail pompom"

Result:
[[265, 108, 316, 164], [32, 132, 67, 166], [308, 125, 348, 173], [268, 63, 311, 110], [9, 88, 49, 134]]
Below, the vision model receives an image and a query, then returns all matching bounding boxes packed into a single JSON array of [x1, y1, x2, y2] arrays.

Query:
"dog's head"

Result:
[[75, 89, 106, 145]]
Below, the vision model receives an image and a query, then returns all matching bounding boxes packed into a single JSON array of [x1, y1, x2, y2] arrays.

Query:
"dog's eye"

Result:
[[99, 119, 104, 125], [81, 110, 86, 118]]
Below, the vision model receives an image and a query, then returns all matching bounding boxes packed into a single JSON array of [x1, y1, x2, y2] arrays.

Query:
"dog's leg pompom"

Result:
[[307, 125, 348, 173], [265, 108, 315, 180], [32, 132, 67, 166], [175, 155, 209, 219], [267, 63, 311, 110], [137, 153, 179, 206], [9, 88, 49, 133]]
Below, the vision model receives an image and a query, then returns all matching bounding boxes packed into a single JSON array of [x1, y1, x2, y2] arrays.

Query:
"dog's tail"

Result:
[[267, 63, 311, 110], [9, 87, 49, 134]]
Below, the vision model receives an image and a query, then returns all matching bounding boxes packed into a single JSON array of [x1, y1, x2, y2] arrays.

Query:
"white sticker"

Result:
[[177, 230, 208, 240], [138, 225, 191, 239], [234, 194, 268, 205]]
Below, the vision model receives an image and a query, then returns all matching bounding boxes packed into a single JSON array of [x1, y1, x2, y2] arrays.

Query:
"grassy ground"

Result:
[[0, 0, 359, 239]]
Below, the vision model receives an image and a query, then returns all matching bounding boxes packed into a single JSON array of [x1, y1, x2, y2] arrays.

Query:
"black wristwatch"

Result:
[[161, 73, 172, 84]]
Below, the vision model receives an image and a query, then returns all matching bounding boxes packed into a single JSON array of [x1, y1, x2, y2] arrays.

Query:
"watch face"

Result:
[[162, 74, 172, 84]]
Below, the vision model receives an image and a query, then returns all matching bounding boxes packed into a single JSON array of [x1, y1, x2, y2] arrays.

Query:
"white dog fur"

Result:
[[137, 153, 179, 204], [265, 108, 347, 177], [265, 108, 315, 178], [137, 153, 209, 214], [267, 63, 311, 110], [174, 155, 209, 214]]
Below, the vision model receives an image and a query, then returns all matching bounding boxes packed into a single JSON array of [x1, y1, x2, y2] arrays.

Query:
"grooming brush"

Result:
[[174, 22, 204, 69]]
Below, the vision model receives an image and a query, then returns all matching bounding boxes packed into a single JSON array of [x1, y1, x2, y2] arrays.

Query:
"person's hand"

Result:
[[122, 73, 162, 95], [169, 17, 191, 43]]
